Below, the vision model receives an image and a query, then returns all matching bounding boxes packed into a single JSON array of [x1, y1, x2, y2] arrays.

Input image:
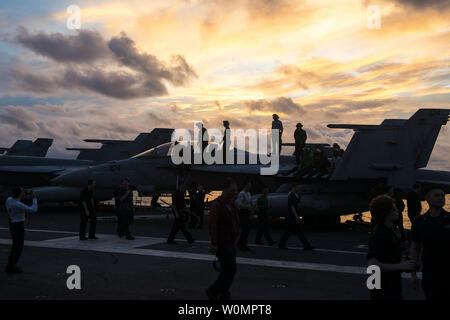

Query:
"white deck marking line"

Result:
[[0, 235, 420, 278], [0, 227, 366, 255], [0, 227, 78, 235]]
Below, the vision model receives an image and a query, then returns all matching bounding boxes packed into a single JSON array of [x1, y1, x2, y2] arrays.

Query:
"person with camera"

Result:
[[167, 180, 195, 245], [368, 195, 417, 300], [5, 187, 38, 274], [115, 178, 135, 240]]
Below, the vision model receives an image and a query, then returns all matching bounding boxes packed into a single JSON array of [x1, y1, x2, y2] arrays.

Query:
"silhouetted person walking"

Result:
[[196, 185, 206, 229], [235, 182, 254, 251], [188, 183, 199, 228], [206, 178, 239, 300], [255, 187, 276, 245], [406, 183, 422, 225], [279, 184, 313, 250], [167, 181, 195, 245], [80, 180, 98, 240], [367, 196, 416, 300], [410, 186, 450, 300], [5, 187, 38, 274], [115, 178, 135, 240], [294, 123, 307, 164]]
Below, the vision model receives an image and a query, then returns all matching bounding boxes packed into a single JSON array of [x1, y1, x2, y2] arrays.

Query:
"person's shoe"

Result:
[[304, 246, 314, 251], [5, 265, 23, 274], [206, 287, 218, 301], [88, 236, 99, 240], [167, 240, 177, 244], [254, 241, 264, 245], [80, 236, 88, 240], [126, 235, 135, 240], [218, 291, 231, 301], [268, 240, 277, 246]]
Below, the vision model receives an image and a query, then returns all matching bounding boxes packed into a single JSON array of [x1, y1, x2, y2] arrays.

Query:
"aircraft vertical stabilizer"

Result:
[[328, 109, 449, 188], [67, 128, 175, 162], [2, 138, 53, 157]]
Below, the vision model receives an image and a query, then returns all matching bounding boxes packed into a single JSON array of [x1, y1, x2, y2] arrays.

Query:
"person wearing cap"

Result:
[[222, 120, 230, 164], [294, 123, 307, 165], [271, 114, 283, 153]]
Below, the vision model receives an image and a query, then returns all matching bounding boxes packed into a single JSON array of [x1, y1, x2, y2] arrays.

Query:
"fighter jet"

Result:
[[42, 109, 449, 223], [0, 138, 53, 157], [0, 129, 174, 199], [66, 129, 174, 163]]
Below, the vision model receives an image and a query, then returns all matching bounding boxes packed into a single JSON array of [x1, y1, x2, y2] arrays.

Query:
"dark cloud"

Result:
[[245, 97, 306, 115], [6, 28, 197, 100], [146, 111, 172, 126], [15, 27, 110, 63], [392, 0, 450, 10], [6, 67, 58, 94], [363, 0, 450, 10], [63, 68, 168, 99], [0, 106, 39, 131], [302, 98, 397, 113], [108, 33, 197, 86]]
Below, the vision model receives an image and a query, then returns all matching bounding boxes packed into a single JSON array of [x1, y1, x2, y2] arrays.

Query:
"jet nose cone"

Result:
[[52, 167, 93, 187]]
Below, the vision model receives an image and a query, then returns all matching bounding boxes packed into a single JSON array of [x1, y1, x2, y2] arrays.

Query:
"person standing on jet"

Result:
[[5, 187, 38, 274], [222, 120, 230, 164], [167, 181, 195, 245], [80, 179, 98, 240], [294, 123, 307, 165], [406, 183, 422, 225], [271, 114, 283, 153], [255, 186, 276, 246], [206, 178, 239, 301], [196, 123, 209, 164], [235, 182, 254, 251], [367, 196, 416, 300], [278, 184, 314, 250], [410, 186, 450, 300], [116, 178, 135, 240]]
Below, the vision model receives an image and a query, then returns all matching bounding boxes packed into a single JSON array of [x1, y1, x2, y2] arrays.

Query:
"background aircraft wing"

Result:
[[0, 166, 65, 174]]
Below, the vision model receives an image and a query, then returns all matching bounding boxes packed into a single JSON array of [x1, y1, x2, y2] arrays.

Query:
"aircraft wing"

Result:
[[0, 166, 66, 174], [415, 169, 450, 190]]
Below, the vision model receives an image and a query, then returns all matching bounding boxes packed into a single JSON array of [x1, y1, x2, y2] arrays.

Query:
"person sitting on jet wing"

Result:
[[280, 148, 313, 178], [295, 148, 314, 179], [308, 148, 331, 179]]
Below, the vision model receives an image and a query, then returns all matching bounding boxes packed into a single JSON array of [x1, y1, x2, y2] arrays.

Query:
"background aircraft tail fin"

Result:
[[328, 109, 449, 188], [3, 138, 53, 157], [69, 128, 175, 161], [405, 109, 449, 168], [137, 128, 174, 150]]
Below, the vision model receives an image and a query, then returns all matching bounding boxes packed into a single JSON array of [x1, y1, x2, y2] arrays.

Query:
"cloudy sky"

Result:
[[0, 0, 448, 168]]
